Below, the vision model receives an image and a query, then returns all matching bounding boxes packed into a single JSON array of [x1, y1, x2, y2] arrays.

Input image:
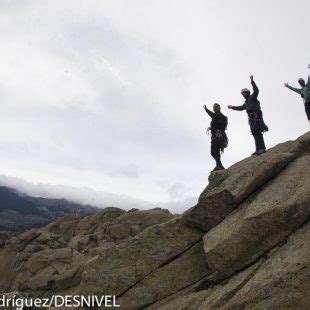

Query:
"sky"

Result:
[[0, 0, 309, 213]]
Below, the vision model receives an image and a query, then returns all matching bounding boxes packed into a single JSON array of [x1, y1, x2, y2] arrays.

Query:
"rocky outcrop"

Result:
[[79, 218, 203, 296], [203, 151, 310, 280], [149, 221, 310, 309], [0, 207, 174, 296], [0, 132, 309, 309], [217, 221, 310, 309], [117, 241, 210, 309], [182, 132, 309, 231]]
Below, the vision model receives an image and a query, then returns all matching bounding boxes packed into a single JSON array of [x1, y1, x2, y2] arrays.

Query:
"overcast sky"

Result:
[[0, 0, 309, 212]]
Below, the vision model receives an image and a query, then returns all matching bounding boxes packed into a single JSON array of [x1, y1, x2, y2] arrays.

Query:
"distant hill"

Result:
[[0, 186, 99, 246]]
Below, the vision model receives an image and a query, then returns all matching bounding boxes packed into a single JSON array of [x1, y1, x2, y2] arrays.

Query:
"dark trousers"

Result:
[[253, 133, 266, 151], [248, 110, 267, 151], [211, 139, 222, 166], [305, 102, 310, 121]]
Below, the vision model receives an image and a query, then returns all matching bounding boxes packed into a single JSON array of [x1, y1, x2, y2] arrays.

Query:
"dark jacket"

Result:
[[205, 109, 228, 136], [232, 80, 261, 112]]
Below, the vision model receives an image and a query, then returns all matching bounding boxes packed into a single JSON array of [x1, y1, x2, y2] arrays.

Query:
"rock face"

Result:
[[117, 241, 210, 309], [182, 133, 308, 231], [0, 207, 174, 295], [203, 151, 310, 280], [79, 218, 203, 299], [0, 132, 309, 309]]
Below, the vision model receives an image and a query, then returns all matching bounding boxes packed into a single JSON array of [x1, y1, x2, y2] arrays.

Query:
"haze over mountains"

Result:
[[0, 186, 98, 246]]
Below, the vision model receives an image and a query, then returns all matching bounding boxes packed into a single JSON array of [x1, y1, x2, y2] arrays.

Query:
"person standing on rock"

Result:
[[228, 75, 268, 155], [203, 103, 228, 171], [284, 73, 310, 121]]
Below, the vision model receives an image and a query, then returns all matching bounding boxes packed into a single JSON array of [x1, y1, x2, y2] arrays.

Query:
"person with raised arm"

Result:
[[203, 103, 228, 171], [228, 75, 268, 155], [285, 66, 310, 121]]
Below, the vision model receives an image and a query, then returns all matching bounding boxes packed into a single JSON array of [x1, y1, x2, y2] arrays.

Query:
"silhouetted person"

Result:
[[203, 103, 228, 171], [285, 75, 310, 121], [228, 75, 268, 155]]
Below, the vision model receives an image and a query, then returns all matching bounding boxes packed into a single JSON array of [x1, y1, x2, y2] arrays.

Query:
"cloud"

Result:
[[166, 182, 190, 200], [0, 174, 195, 213], [0, 0, 308, 214], [116, 164, 140, 178]]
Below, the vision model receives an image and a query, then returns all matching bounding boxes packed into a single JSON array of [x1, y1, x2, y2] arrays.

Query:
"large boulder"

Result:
[[147, 222, 310, 309], [44, 207, 125, 241], [118, 241, 210, 309], [0, 207, 174, 296], [146, 260, 263, 310], [79, 218, 203, 296], [99, 208, 174, 242], [182, 132, 310, 231], [203, 151, 310, 280], [214, 221, 310, 309]]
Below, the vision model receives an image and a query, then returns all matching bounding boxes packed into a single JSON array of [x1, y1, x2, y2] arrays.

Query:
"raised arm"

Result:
[[284, 83, 302, 94], [228, 104, 246, 111], [203, 105, 214, 118], [250, 76, 259, 98]]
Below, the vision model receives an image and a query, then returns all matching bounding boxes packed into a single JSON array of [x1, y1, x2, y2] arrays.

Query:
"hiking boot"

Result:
[[256, 149, 266, 155], [251, 151, 257, 156]]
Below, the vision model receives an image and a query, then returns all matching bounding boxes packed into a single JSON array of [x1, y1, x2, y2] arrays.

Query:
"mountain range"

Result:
[[0, 186, 99, 247]]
